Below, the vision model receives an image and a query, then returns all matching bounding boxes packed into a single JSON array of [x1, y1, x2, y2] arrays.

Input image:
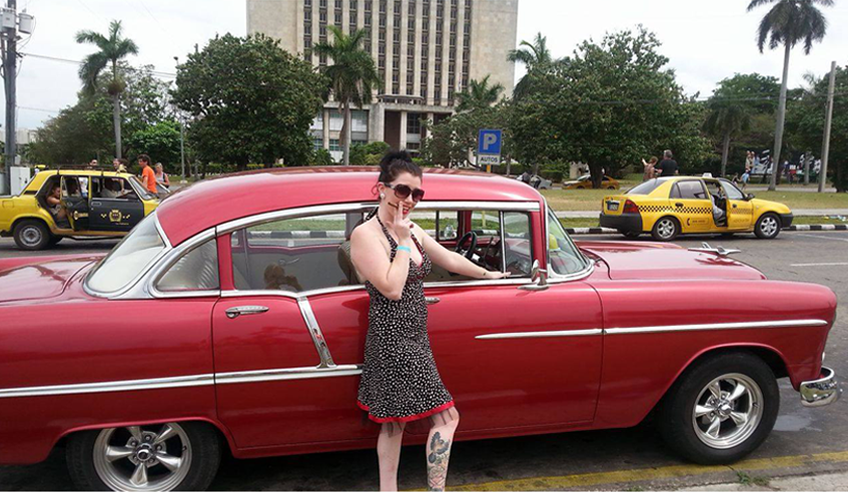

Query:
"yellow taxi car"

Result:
[[0, 169, 159, 250], [600, 176, 793, 241], [563, 174, 620, 190]]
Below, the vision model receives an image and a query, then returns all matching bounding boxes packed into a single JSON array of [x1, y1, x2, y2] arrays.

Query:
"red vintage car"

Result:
[[0, 167, 840, 491]]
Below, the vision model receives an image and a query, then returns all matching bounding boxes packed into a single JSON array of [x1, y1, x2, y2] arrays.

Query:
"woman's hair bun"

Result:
[[377, 149, 422, 183]]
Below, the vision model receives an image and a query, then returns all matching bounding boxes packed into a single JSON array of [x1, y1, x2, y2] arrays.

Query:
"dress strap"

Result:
[[374, 214, 397, 247]]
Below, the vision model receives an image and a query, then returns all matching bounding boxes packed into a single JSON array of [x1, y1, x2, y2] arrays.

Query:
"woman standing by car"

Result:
[[351, 151, 509, 491]]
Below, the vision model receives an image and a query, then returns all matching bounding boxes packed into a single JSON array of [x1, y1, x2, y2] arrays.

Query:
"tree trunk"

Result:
[[721, 133, 731, 178], [113, 93, 122, 159], [342, 102, 351, 166], [505, 155, 512, 177], [769, 42, 791, 191], [804, 151, 811, 186]]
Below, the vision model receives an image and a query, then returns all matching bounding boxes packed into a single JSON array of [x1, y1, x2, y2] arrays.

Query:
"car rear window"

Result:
[[626, 179, 662, 195]]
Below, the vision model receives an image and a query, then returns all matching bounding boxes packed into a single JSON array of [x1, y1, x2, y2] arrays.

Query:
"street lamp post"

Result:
[[173, 55, 186, 183]]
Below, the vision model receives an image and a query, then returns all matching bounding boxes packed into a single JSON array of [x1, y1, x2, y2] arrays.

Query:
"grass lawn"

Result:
[[542, 188, 848, 213]]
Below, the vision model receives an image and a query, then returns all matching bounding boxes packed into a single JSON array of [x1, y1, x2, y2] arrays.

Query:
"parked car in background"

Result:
[[0, 170, 159, 250], [0, 167, 838, 491], [564, 174, 620, 190], [600, 176, 793, 240]]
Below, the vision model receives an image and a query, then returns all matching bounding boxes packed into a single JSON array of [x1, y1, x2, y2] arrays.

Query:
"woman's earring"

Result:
[[379, 193, 386, 199]]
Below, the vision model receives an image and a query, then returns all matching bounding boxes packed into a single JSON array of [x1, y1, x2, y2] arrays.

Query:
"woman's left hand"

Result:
[[483, 270, 511, 280]]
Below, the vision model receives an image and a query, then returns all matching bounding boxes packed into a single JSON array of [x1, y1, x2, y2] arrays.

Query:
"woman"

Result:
[[46, 184, 67, 221], [642, 156, 658, 181], [154, 163, 170, 188], [350, 151, 509, 491]]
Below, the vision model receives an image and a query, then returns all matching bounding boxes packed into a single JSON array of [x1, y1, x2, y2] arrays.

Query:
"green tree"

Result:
[[124, 120, 182, 173], [172, 34, 325, 170], [455, 75, 504, 112], [747, 0, 832, 190], [510, 27, 710, 188], [507, 33, 558, 101], [75, 20, 139, 159], [350, 141, 390, 166], [313, 26, 382, 166], [422, 103, 513, 168]]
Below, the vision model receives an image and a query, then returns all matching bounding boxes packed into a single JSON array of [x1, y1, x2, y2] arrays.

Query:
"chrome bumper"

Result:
[[800, 366, 841, 407]]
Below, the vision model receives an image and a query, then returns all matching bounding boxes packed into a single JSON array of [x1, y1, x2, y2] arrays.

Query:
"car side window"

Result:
[[674, 181, 708, 200], [720, 180, 745, 200], [231, 212, 364, 292], [156, 239, 220, 292]]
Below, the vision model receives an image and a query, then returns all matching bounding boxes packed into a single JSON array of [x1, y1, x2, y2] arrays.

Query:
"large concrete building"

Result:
[[247, 0, 518, 160]]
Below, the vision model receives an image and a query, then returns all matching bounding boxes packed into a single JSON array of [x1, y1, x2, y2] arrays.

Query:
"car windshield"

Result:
[[546, 208, 590, 276], [129, 176, 157, 200], [626, 179, 663, 195], [86, 214, 166, 294]]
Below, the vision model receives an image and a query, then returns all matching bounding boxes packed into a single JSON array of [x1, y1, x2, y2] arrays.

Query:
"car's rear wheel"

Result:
[[651, 217, 680, 241], [13, 219, 51, 250], [66, 421, 222, 491], [658, 352, 779, 465], [754, 213, 781, 239]]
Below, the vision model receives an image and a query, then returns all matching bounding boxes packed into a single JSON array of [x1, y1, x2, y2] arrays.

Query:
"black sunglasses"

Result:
[[384, 182, 425, 202]]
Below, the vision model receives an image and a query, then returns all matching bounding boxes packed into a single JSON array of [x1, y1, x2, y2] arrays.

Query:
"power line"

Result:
[[20, 52, 177, 78]]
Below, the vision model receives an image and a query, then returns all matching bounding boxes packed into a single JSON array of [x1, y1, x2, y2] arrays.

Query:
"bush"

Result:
[[310, 148, 335, 166]]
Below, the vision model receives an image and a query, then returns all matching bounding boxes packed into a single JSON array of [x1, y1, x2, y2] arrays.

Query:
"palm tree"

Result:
[[747, 0, 831, 190], [507, 33, 555, 101], [75, 20, 139, 160], [455, 75, 504, 112], [313, 26, 381, 165], [703, 101, 751, 177]]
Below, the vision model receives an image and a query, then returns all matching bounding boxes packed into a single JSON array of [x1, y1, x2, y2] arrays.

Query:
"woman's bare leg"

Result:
[[377, 421, 406, 491], [426, 407, 460, 491]]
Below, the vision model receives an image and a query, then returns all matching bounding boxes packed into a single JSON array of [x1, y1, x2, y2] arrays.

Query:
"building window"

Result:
[[313, 137, 324, 150], [407, 113, 421, 134], [406, 141, 421, 151], [329, 139, 342, 152], [320, 0, 327, 7], [394, 0, 401, 14], [335, 11, 342, 24]]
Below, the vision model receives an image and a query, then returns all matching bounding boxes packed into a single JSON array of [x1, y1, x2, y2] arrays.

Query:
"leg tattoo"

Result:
[[427, 431, 452, 491]]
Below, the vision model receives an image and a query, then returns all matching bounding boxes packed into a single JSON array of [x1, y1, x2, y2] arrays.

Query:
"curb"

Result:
[[564, 224, 848, 235]]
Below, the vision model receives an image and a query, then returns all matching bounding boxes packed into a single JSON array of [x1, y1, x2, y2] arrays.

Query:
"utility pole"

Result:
[[1, 0, 17, 195], [819, 61, 836, 193]]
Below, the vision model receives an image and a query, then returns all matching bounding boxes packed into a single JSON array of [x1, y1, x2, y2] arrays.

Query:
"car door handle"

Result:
[[226, 305, 270, 319], [92, 201, 102, 207], [675, 202, 684, 208], [425, 296, 440, 305]]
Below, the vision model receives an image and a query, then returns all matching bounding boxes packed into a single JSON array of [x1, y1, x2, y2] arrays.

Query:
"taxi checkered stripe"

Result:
[[638, 204, 712, 215], [639, 205, 673, 213]]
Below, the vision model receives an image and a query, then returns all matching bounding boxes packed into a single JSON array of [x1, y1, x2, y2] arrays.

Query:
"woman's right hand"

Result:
[[390, 202, 413, 241]]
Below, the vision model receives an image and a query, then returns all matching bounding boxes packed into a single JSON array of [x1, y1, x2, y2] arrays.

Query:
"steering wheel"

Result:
[[454, 231, 478, 259]]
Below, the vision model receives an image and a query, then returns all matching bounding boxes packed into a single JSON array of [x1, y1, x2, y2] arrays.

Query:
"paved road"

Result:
[[0, 232, 846, 491]]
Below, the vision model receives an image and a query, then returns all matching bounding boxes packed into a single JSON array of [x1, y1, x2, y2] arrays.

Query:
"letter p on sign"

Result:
[[477, 129, 503, 156]]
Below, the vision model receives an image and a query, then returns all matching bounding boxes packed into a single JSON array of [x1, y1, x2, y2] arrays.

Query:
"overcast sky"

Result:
[[9, 0, 848, 129]]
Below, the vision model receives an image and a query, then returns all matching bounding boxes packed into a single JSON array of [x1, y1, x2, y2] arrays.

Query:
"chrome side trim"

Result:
[[476, 329, 603, 340], [297, 297, 337, 368], [0, 374, 214, 399], [154, 210, 173, 249], [604, 319, 828, 335], [215, 364, 362, 385], [216, 200, 541, 236], [800, 366, 841, 408]]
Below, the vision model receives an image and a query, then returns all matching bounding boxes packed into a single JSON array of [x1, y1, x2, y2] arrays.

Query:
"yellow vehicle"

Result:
[[563, 174, 620, 190], [0, 170, 159, 250], [600, 176, 793, 241]]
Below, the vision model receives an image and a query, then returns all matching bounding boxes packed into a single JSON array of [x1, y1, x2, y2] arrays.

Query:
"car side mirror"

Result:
[[745, 193, 755, 201], [520, 259, 549, 291]]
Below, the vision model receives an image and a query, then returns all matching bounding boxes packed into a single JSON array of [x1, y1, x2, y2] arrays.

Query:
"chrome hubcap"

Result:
[[21, 227, 41, 246], [657, 220, 675, 239], [760, 217, 778, 237], [93, 423, 192, 491], [692, 374, 763, 449]]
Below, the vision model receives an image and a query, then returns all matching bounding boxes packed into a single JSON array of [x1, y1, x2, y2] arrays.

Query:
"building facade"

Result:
[[247, 0, 518, 160]]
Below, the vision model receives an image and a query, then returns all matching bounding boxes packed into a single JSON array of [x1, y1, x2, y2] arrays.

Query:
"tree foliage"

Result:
[[455, 75, 504, 113], [507, 33, 559, 101], [171, 34, 325, 170], [510, 27, 710, 187]]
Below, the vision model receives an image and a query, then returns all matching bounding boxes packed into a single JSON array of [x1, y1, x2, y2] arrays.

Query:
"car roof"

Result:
[[156, 166, 544, 246], [37, 169, 133, 178]]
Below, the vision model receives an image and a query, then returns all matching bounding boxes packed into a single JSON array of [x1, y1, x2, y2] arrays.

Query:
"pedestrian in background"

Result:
[[155, 163, 170, 189], [138, 154, 158, 195], [642, 156, 658, 181], [112, 158, 128, 173], [86, 159, 98, 169], [656, 150, 679, 177]]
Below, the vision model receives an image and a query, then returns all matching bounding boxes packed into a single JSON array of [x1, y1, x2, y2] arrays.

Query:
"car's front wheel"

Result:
[[651, 217, 680, 241], [754, 213, 781, 239], [658, 352, 779, 465], [13, 219, 51, 250], [66, 421, 222, 491]]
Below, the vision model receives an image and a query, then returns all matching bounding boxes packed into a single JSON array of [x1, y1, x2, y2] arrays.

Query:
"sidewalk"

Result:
[[681, 470, 848, 491], [555, 209, 848, 218]]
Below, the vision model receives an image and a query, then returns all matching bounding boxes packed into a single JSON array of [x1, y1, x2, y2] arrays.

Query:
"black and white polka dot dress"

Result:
[[356, 215, 455, 423]]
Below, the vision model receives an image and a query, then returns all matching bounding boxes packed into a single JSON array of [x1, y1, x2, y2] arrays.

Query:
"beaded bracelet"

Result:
[[396, 245, 412, 254]]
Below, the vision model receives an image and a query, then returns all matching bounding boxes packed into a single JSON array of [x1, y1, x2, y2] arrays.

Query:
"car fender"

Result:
[[9, 211, 58, 235], [751, 199, 791, 222]]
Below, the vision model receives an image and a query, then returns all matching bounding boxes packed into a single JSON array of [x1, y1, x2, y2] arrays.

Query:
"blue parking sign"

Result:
[[478, 129, 502, 155]]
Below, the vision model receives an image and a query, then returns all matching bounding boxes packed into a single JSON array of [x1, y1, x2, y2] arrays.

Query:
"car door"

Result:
[[213, 209, 377, 449], [669, 180, 713, 233], [720, 179, 754, 230], [60, 176, 90, 231], [89, 177, 145, 232]]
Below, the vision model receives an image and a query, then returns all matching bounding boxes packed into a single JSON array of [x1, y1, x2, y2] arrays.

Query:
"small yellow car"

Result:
[[600, 176, 793, 241], [563, 174, 620, 190], [0, 169, 159, 250]]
